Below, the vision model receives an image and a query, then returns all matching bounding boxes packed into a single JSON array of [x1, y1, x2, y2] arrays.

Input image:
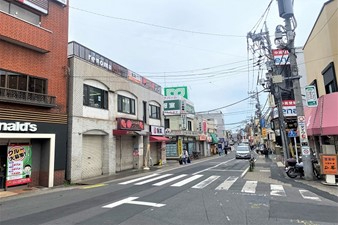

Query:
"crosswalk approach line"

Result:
[[241, 181, 257, 193], [171, 174, 203, 187], [215, 176, 238, 190], [135, 174, 173, 185], [118, 173, 159, 185], [153, 174, 188, 186], [192, 175, 220, 189], [270, 184, 286, 196]]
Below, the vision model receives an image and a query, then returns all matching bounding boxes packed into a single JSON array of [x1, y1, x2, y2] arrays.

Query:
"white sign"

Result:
[[0, 122, 37, 132], [301, 146, 310, 156], [150, 126, 165, 135], [297, 116, 308, 143], [305, 85, 318, 107]]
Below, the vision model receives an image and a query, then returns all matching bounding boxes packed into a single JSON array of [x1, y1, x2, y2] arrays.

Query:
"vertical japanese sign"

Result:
[[177, 138, 183, 157], [297, 116, 308, 143], [6, 145, 32, 187]]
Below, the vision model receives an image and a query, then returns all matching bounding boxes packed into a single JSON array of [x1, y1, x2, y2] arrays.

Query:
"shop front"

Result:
[[113, 118, 148, 171], [0, 120, 67, 190], [165, 130, 198, 159]]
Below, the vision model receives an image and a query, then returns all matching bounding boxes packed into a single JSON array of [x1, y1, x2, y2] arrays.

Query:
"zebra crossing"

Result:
[[118, 173, 322, 201]]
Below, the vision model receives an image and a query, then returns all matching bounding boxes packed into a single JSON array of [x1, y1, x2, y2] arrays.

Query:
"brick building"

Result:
[[0, 0, 68, 190]]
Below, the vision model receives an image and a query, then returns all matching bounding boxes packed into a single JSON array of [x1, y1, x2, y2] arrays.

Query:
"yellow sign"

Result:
[[177, 138, 183, 156], [261, 128, 267, 137]]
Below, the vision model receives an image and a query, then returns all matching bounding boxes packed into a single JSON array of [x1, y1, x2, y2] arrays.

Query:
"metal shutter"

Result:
[[82, 135, 103, 179]]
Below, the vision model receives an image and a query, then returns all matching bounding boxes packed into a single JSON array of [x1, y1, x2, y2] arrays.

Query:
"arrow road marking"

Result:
[[102, 197, 166, 208]]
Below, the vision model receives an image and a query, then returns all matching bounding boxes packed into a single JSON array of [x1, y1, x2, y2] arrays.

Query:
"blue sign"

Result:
[[288, 129, 297, 137]]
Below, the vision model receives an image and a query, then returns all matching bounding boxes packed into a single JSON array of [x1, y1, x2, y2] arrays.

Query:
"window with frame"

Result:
[[322, 62, 337, 94], [188, 121, 192, 131], [149, 104, 160, 119], [83, 84, 108, 109], [0, 70, 46, 94], [118, 95, 135, 114], [0, 1, 40, 25], [164, 118, 170, 129]]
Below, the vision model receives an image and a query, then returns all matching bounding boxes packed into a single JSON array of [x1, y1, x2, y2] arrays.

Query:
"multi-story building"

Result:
[[67, 42, 166, 183], [303, 0, 338, 154], [0, 0, 68, 190]]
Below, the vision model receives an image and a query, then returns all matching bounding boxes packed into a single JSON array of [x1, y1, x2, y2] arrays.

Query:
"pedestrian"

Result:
[[224, 146, 228, 155], [182, 150, 188, 164]]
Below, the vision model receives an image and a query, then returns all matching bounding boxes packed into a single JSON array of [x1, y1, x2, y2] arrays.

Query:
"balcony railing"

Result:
[[0, 87, 56, 107]]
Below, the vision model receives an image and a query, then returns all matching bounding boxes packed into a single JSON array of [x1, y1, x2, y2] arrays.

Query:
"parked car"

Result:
[[235, 145, 252, 159]]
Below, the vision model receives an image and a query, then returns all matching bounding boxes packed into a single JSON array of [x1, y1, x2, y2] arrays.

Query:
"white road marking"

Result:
[[241, 181, 257, 193], [171, 175, 203, 187], [241, 167, 249, 177], [215, 176, 238, 190], [192, 175, 220, 189], [102, 197, 138, 208], [270, 184, 286, 196], [193, 158, 235, 175], [102, 197, 165, 208], [153, 174, 187, 186], [135, 174, 172, 185], [299, 189, 321, 201], [119, 174, 159, 185], [209, 169, 245, 172]]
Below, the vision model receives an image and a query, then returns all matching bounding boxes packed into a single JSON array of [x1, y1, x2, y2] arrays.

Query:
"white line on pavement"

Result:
[[153, 174, 187, 186], [299, 189, 321, 201], [241, 181, 257, 193], [215, 176, 238, 190], [135, 174, 172, 185], [171, 175, 203, 187], [193, 158, 235, 175], [118, 174, 159, 185], [270, 184, 286, 196], [192, 175, 220, 189]]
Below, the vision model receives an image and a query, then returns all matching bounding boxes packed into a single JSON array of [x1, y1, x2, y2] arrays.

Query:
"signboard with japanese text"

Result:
[[297, 116, 308, 143], [6, 145, 32, 187], [305, 85, 318, 107], [272, 49, 290, 65], [116, 118, 144, 131], [150, 126, 165, 135], [320, 154, 338, 175]]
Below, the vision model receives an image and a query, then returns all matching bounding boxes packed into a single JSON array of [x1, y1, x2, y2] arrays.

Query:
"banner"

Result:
[[6, 145, 32, 187]]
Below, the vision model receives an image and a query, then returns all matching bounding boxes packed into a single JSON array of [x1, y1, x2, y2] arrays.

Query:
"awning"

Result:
[[113, 130, 149, 136], [210, 133, 219, 144], [304, 92, 338, 136], [304, 106, 317, 136], [149, 136, 170, 142]]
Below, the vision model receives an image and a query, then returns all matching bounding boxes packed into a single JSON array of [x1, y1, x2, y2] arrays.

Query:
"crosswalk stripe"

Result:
[[192, 175, 220, 189], [119, 173, 159, 185], [241, 181, 257, 193], [270, 184, 286, 196], [215, 176, 238, 190], [153, 174, 187, 186], [171, 175, 203, 187], [135, 174, 173, 185], [299, 189, 321, 201]]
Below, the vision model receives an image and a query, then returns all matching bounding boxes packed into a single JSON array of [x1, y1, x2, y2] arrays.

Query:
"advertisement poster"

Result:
[[6, 145, 32, 187]]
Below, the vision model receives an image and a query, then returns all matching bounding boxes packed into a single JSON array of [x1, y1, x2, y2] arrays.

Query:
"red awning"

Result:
[[113, 130, 136, 136], [305, 92, 338, 136], [149, 136, 170, 142], [304, 106, 318, 136]]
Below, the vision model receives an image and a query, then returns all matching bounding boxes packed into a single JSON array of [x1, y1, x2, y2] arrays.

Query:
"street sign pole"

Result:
[[294, 136, 298, 163]]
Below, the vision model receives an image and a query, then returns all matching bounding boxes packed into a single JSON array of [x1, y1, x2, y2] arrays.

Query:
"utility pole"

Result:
[[276, 0, 313, 180]]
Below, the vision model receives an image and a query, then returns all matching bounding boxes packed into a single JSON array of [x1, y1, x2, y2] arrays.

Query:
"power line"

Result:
[[70, 6, 246, 38]]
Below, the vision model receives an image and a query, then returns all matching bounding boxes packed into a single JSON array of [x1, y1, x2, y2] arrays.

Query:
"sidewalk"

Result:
[[244, 154, 338, 198]]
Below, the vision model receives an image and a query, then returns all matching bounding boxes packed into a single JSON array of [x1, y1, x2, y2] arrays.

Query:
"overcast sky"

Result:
[[69, 0, 327, 131]]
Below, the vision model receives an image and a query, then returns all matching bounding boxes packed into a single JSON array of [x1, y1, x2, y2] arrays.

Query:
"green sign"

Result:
[[305, 85, 318, 107], [164, 86, 188, 99], [164, 99, 180, 111]]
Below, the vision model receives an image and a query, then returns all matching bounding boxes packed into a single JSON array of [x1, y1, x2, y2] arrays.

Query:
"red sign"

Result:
[[320, 154, 338, 175], [117, 118, 144, 131]]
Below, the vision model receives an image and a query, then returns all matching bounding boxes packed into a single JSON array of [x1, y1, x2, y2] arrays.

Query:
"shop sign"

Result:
[[0, 122, 37, 132], [305, 85, 318, 107], [165, 130, 198, 137], [297, 116, 308, 143], [6, 145, 32, 187], [128, 71, 141, 84], [272, 49, 290, 65], [164, 99, 181, 115], [150, 126, 165, 135], [164, 86, 188, 99], [177, 138, 183, 156], [117, 118, 144, 131], [320, 154, 338, 175]]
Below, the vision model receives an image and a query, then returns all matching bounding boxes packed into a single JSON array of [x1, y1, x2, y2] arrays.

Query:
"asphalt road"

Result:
[[1, 151, 337, 225]]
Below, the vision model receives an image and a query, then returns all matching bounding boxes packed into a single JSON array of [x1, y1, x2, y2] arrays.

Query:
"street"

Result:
[[1, 151, 337, 225]]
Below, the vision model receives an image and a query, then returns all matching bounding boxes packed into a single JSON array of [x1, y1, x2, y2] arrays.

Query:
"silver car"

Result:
[[235, 145, 251, 159]]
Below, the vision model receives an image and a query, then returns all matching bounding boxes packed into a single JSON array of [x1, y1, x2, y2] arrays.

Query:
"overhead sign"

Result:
[[305, 85, 318, 107]]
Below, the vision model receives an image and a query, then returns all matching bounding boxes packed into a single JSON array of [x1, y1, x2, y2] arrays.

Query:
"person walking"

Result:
[[182, 150, 188, 164]]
